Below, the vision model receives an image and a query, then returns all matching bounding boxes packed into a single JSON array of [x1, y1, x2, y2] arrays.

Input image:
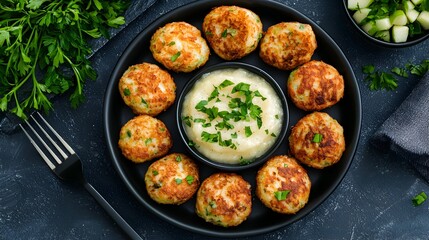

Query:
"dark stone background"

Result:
[[1, 0, 428, 239]]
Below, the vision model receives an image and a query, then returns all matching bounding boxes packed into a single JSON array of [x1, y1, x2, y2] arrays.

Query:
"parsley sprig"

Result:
[[0, 0, 130, 119], [362, 59, 429, 91]]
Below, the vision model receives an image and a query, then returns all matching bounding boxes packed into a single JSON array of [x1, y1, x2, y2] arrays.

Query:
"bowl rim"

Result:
[[176, 61, 290, 171], [342, 0, 429, 47]]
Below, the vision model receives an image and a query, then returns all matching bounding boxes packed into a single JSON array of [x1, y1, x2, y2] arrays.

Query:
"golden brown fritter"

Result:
[[256, 155, 311, 214], [145, 153, 200, 205], [259, 22, 317, 70], [150, 21, 210, 72], [195, 173, 252, 227], [118, 115, 172, 163], [287, 60, 344, 111], [203, 6, 263, 60], [118, 63, 176, 116], [289, 112, 345, 169]]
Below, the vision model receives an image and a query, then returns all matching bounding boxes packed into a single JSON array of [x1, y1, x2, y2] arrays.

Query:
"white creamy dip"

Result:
[[182, 68, 283, 164]]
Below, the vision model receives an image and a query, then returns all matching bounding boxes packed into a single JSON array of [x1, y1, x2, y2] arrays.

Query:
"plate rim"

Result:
[[103, 0, 362, 237]]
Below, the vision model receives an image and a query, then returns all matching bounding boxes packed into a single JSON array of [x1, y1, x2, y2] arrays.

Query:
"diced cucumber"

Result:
[[406, 9, 420, 22], [392, 25, 409, 42], [353, 8, 371, 24], [417, 11, 429, 29], [375, 30, 391, 42], [403, 1, 415, 11], [412, 0, 423, 5], [362, 21, 378, 35], [348, 0, 374, 10], [375, 17, 392, 30], [390, 10, 408, 25]]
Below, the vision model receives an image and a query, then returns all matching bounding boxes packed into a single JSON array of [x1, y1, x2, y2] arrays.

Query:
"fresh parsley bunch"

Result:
[[0, 0, 129, 118]]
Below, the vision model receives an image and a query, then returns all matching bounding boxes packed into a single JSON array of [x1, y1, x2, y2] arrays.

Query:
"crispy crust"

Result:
[[287, 60, 344, 111], [145, 153, 200, 205], [256, 155, 311, 214], [118, 115, 172, 163], [289, 112, 345, 169], [203, 6, 263, 60], [259, 22, 317, 70], [118, 63, 176, 116], [195, 173, 252, 227], [150, 21, 209, 72]]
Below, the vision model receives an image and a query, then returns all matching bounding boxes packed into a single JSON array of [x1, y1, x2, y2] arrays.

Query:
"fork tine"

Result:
[[23, 118, 63, 165], [19, 124, 56, 170], [31, 114, 68, 159], [36, 112, 75, 155]]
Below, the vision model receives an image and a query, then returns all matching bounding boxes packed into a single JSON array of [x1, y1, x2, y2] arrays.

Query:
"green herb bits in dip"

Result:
[[181, 68, 283, 165]]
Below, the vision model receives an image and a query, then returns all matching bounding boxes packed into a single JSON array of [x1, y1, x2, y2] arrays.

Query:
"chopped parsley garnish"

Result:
[[126, 130, 131, 138], [145, 138, 152, 146], [209, 201, 217, 208], [195, 100, 208, 111], [176, 155, 182, 162], [201, 131, 219, 143], [152, 170, 159, 176], [245, 126, 252, 137], [208, 87, 220, 102], [185, 175, 194, 185], [221, 28, 237, 38], [274, 190, 290, 201], [219, 79, 234, 89], [183, 116, 193, 127], [123, 88, 131, 96], [363, 64, 398, 91], [168, 41, 175, 46], [175, 178, 182, 184], [171, 51, 181, 62], [312, 133, 323, 143], [406, 59, 429, 77], [412, 191, 427, 206], [141, 97, 148, 107], [239, 157, 252, 165], [186, 80, 267, 150], [362, 59, 429, 91]]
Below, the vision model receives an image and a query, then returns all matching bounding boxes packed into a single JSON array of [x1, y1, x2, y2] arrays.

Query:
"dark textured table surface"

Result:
[[1, 0, 429, 239]]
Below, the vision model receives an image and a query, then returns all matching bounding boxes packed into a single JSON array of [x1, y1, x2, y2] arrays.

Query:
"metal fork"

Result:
[[19, 112, 143, 240]]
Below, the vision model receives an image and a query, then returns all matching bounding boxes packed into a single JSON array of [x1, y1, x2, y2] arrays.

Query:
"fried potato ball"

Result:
[[195, 173, 252, 227], [259, 22, 317, 70], [289, 112, 345, 169], [256, 155, 311, 214], [145, 153, 200, 205], [287, 60, 344, 111], [118, 63, 176, 116], [118, 115, 172, 163], [203, 6, 263, 60], [150, 21, 210, 72]]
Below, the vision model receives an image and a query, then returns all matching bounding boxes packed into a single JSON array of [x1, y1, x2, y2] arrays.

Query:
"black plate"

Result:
[[103, 0, 362, 237]]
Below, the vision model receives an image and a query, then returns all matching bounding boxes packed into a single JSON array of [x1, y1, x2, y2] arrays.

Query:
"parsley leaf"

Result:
[[412, 191, 427, 206], [362, 64, 398, 91]]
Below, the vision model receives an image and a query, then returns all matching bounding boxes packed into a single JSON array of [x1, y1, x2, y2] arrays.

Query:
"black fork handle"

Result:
[[83, 182, 143, 240]]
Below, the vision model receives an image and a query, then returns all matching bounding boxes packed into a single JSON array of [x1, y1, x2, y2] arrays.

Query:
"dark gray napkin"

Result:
[[372, 73, 429, 183]]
